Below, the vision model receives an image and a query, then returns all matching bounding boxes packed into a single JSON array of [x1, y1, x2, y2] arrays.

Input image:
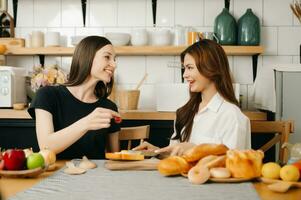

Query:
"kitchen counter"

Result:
[[0, 109, 267, 121], [0, 160, 300, 200]]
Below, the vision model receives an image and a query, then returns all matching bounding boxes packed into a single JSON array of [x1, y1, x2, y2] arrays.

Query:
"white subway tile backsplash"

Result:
[[116, 56, 146, 84], [227, 56, 234, 73], [156, 0, 175, 27], [204, 0, 232, 27], [89, 0, 117, 27], [62, 0, 82, 27], [118, 0, 146, 27], [247, 84, 256, 110], [261, 27, 277, 55], [175, 0, 204, 27], [293, 56, 301, 64], [138, 84, 156, 109], [146, 56, 175, 84], [278, 27, 301, 56], [44, 56, 62, 67], [174, 56, 182, 83], [263, 0, 293, 26], [262, 56, 293, 66], [33, 0, 61, 27], [61, 57, 72, 73], [17, 0, 34, 27], [233, 56, 253, 84], [75, 28, 104, 36], [233, 0, 262, 24]]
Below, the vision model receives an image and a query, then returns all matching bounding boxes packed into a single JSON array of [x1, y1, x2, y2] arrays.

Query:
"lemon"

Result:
[[280, 165, 300, 182], [261, 162, 281, 179]]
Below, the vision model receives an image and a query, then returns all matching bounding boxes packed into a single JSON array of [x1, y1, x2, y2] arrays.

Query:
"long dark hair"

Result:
[[173, 39, 239, 142], [64, 36, 113, 98]]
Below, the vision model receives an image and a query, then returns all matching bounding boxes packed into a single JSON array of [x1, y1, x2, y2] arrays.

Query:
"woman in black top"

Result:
[[28, 36, 121, 159]]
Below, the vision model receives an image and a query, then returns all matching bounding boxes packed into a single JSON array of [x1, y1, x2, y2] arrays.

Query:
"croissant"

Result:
[[182, 143, 229, 162], [157, 156, 191, 176], [226, 149, 264, 179]]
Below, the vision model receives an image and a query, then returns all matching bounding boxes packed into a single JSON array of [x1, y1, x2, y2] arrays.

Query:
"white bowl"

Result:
[[71, 36, 86, 46], [105, 32, 131, 46], [150, 29, 171, 46]]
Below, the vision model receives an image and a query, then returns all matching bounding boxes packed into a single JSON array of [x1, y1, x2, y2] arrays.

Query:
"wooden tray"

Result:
[[104, 158, 159, 171], [0, 167, 46, 178], [209, 177, 254, 183]]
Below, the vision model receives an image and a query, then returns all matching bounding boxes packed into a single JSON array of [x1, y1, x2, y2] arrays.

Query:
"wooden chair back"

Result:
[[119, 125, 150, 150], [251, 120, 294, 164]]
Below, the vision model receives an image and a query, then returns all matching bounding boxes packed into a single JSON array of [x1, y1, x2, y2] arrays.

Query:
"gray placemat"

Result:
[[9, 160, 260, 200]]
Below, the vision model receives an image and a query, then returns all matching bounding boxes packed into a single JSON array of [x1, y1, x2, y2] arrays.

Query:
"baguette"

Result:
[[182, 143, 229, 162]]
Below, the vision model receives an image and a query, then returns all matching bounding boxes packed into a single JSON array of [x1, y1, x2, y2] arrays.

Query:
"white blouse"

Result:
[[171, 93, 251, 150]]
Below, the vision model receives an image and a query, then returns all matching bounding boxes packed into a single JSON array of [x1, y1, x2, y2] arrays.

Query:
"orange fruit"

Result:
[[0, 44, 7, 54]]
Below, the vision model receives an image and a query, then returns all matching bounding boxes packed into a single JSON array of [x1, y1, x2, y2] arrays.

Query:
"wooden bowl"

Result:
[[0, 167, 46, 178]]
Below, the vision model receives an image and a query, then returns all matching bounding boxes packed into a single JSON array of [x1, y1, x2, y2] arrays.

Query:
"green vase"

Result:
[[238, 9, 260, 46], [214, 8, 237, 45]]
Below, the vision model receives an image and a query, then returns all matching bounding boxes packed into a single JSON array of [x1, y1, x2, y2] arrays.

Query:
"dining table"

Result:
[[0, 160, 300, 200]]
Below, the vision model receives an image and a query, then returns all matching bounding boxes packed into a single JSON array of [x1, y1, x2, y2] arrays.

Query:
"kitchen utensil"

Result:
[[118, 89, 140, 110], [104, 158, 159, 171], [135, 73, 148, 90], [260, 177, 301, 193], [187, 31, 200, 45]]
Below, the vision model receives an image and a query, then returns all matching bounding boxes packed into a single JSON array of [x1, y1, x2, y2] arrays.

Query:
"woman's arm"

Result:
[[35, 107, 120, 154]]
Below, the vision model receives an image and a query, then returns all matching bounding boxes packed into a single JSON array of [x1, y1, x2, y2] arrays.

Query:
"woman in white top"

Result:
[[134, 39, 251, 156]]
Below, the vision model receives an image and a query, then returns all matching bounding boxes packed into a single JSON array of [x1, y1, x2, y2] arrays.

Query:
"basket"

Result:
[[117, 89, 140, 110]]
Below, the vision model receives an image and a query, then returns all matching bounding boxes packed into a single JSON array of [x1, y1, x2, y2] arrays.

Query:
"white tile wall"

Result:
[[174, 0, 204, 27], [263, 0, 293, 26], [117, 0, 147, 27], [7, 0, 301, 110]]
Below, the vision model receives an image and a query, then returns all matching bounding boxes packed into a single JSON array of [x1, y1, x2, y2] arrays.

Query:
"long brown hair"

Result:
[[173, 39, 239, 142], [64, 36, 113, 98]]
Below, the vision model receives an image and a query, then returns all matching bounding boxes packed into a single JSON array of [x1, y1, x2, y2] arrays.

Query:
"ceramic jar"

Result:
[[214, 8, 237, 45], [131, 29, 148, 46], [237, 9, 260, 46]]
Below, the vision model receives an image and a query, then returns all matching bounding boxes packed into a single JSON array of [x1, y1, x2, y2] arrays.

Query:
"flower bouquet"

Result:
[[27, 64, 67, 99]]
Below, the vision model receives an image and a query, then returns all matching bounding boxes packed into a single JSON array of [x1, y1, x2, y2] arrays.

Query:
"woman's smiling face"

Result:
[[90, 44, 116, 84], [182, 53, 212, 92]]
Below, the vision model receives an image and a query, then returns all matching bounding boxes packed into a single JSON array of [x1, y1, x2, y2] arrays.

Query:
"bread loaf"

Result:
[[157, 156, 191, 176], [182, 143, 229, 162], [226, 149, 264, 179]]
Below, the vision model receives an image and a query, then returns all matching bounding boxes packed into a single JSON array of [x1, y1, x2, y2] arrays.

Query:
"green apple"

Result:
[[26, 153, 45, 170]]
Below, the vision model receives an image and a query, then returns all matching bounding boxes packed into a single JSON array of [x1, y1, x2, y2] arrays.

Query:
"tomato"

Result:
[[292, 161, 301, 176], [114, 116, 122, 124]]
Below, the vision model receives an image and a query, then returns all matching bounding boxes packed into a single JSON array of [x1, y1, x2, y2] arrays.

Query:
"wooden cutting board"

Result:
[[104, 158, 159, 171], [0, 38, 25, 48]]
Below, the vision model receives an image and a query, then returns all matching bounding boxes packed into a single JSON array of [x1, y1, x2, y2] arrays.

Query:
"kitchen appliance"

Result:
[[155, 83, 189, 112], [0, 66, 27, 107]]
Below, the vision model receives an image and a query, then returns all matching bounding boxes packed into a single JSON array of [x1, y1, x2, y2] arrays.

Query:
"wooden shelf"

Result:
[[4, 45, 264, 56], [0, 109, 267, 121]]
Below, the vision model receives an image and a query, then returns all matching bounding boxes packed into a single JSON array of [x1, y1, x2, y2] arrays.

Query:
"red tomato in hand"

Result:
[[114, 116, 122, 124]]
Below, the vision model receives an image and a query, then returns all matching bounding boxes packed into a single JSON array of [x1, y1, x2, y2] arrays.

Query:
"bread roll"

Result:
[[210, 167, 231, 178], [195, 155, 226, 169], [188, 165, 210, 184], [157, 156, 191, 176], [182, 143, 229, 162], [226, 149, 264, 179]]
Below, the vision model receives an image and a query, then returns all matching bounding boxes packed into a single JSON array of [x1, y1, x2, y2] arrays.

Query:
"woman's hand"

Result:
[[132, 141, 160, 152], [156, 142, 196, 156], [80, 107, 120, 131]]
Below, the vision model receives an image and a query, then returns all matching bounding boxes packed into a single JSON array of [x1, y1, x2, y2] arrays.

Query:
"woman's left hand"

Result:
[[155, 142, 196, 156]]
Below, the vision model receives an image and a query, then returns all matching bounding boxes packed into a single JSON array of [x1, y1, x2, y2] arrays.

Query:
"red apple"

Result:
[[3, 149, 26, 170], [0, 152, 4, 170]]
